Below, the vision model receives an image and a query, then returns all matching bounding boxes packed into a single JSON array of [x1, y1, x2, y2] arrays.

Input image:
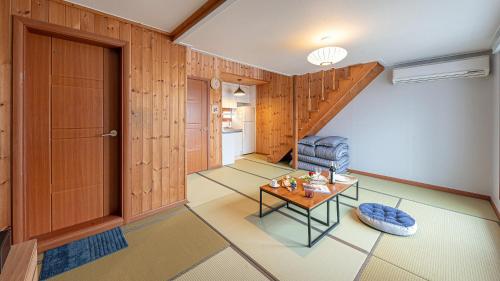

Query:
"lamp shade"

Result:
[[307, 46, 347, 66], [233, 85, 245, 96]]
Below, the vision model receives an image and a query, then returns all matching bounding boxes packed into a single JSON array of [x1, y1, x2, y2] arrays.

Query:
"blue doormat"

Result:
[[40, 227, 128, 280]]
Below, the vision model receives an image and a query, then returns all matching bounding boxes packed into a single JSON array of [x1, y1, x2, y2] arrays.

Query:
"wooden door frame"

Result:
[[187, 76, 210, 173], [12, 16, 131, 245]]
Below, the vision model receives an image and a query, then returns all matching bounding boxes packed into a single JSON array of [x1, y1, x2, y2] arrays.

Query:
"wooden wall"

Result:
[[0, 0, 187, 231], [186, 49, 274, 168], [256, 73, 294, 162]]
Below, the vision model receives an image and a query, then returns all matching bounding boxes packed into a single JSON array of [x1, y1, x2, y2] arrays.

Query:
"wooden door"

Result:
[[186, 79, 208, 174], [23, 33, 121, 238]]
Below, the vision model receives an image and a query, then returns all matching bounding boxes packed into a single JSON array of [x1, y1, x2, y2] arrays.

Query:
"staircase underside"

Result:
[[267, 62, 384, 164]]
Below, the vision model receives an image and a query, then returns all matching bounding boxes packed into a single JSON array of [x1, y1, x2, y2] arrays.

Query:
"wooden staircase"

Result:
[[267, 62, 384, 164]]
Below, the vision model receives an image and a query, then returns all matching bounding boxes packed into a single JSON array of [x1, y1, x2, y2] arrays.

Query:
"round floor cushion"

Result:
[[356, 203, 417, 236]]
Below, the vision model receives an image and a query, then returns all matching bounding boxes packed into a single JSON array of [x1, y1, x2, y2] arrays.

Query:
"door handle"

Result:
[[102, 130, 118, 137]]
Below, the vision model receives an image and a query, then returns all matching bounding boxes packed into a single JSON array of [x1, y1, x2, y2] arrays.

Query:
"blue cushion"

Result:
[[357, 203, 417, 236]]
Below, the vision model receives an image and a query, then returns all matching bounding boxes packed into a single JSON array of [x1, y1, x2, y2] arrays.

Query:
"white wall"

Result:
[[319, 63, 496, 196], [492, 53, 500, 210]]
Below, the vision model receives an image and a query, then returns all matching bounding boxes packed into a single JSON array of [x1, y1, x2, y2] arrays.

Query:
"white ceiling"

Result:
[[68, 0, 500, 76], [66, 0, 206, 32], [180, 0, 500, 75]]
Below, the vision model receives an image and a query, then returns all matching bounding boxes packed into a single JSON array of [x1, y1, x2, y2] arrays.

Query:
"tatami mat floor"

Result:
[[186, 154, 499, 281], [41, 154, 500, 281]]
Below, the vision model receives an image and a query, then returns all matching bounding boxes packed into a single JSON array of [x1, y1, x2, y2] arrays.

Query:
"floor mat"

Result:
[[192, 193, 367, 281], [40, 227, 127, 280], [201, 166, 396, 252], [359, 256, 425, 281], [228, 158, 292, 179], [174, 247, 269, 281], [187, 173, 234, 208], [50, 207, 228, 281], [373, 200, 500, 281], [352, 173, 498, 221], [200, 166, 285, 208], [241, 154, 295, 171]]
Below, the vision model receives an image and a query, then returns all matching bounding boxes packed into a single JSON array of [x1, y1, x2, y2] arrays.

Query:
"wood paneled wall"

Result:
[[186, 49, 272, 168], [256, 73, 294, 162], [0, 0, 187, 230], [0, 0, 12, 230]]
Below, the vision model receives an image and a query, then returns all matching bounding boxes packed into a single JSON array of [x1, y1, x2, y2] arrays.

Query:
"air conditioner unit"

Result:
[[392, 55, 490, 84]]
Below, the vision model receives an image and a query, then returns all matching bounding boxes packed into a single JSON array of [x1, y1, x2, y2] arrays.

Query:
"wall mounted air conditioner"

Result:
[[392, 55, 490, 84]]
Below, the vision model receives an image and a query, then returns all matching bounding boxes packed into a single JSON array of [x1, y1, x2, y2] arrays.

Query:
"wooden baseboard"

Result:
[[348, 169, 490, 201], [35, 215, 123, 253], [490, 199, 500, 220], [127, 200, 188, 223]]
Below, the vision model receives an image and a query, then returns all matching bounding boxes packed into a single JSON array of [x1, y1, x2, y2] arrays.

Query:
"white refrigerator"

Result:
[[236, 106, 256, 154]]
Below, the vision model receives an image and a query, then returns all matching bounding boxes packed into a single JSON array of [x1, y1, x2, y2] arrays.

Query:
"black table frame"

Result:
[[259, 189, 340, 247], [339, 181, 359, 200]]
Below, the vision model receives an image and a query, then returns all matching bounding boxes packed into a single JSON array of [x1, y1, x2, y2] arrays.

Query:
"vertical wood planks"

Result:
[[169, 44, 179, 204], [2, 0, 190, 229], [151, 32, 162, 209], [160, 36, 171, 205], [31, 0, 48, 21], [0, 0, 12, 230], [178, 46, 186, 200], [11, 0, 31, 17], [141, 29, 153, 212], [130, 25, 143, 216]]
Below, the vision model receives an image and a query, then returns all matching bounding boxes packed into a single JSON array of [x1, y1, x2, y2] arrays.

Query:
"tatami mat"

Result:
[[228, 158, 292, 179], [192, 193, 367, 281], [352, 173, 498, 221], [187, 173, 234, 208], [174, 247, 269, 281], [200, 166, 285, 208], [49, 208, 228, 281], [201, 166, 397, 252], [241, 154, 295, 171], [373, 199, 500, 281], [359, 256, 426, 281]]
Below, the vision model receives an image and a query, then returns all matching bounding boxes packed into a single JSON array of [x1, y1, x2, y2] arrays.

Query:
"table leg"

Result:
[[259, 189, 263, 217], [327, 200, 330, 226], [307, 209, 311, 247], [336, 195, 340, 222], [339, 181, 359, 201]]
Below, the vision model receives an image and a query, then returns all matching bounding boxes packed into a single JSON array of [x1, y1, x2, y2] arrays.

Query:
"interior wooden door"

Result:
[[186, 78, 209, 174], [23, 32, 121, 238]]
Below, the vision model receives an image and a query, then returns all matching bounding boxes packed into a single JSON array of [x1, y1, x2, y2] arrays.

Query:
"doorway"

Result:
[[186, 78, 209, 174], [13, 17, 129, 248]]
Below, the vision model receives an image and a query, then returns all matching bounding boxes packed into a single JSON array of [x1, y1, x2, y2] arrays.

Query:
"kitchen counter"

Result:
[[222, 128, 243, 134]]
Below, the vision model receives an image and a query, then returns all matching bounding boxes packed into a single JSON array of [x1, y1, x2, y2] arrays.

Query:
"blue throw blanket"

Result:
[[297, 161, 349, 174], [315, 143, 348, 161], [298, 144, 316, 157], [298, 154, 349, 168]]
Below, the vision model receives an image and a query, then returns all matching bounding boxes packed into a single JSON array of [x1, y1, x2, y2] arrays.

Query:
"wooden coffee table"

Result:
[[259, 174, 358, 247]]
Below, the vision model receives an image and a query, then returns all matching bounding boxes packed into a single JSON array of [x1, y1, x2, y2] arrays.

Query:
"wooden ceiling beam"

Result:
[[170, 0, 227, 41]]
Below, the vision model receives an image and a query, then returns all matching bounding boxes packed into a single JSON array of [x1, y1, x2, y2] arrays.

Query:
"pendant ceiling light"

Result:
[[307, 46, 347, 66], [233, 84, 245, 96]]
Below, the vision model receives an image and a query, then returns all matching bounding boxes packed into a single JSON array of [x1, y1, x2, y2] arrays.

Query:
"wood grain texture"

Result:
[[24, 32, 51, 237], [170, 0, 227, 41], [0, 0, 12, 231], [186, 49, 268, 168], [5, 1, 187, 239], [256, 72, 293, 163], [0, 239, 37, 281]]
